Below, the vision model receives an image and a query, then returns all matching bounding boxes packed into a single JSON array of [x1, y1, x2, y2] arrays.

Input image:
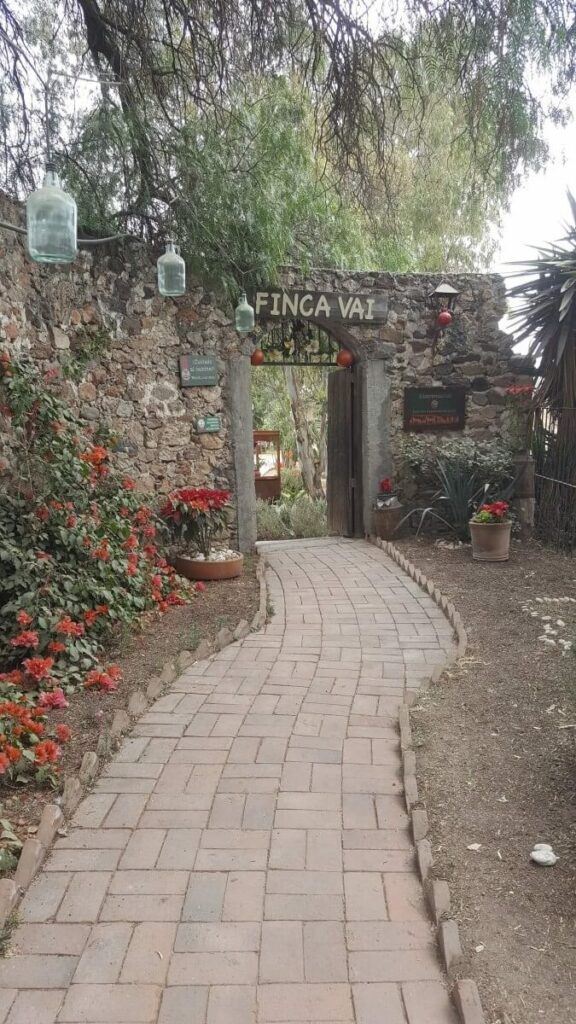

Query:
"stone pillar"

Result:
[[228, 354, 257, 552], [358, 358, 392, 535]]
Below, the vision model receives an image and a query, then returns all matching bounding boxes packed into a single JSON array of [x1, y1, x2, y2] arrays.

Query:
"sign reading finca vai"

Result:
[[252, 290, 388, 323]]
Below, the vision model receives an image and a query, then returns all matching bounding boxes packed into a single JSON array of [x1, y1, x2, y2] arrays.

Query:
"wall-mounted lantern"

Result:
[[235, 292, 255, 333], [26, 163, 77, 264], [429, 282, 459, 333]]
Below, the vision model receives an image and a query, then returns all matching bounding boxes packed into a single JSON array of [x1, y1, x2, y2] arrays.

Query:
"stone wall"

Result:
[[0, 195, 530, 545], [0, 195, 248, 507]]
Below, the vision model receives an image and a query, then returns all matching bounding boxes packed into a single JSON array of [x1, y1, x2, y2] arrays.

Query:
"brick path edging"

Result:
[[370, 535, 486, 1024], [0, 556, 268, 937]]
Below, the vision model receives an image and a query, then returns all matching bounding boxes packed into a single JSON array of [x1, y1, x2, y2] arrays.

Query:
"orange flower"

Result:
[[10, 630, 39, 648], [47, 641, 67, 654], [16, 610, 33, 627], [56, 724, 71, 742], [55, 617, 85, 637], [34, 739, 61, 765]]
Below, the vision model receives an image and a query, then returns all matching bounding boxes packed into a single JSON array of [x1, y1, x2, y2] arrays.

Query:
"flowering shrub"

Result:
[[379, 477, 393, 494], [161, 487, 231, 558], [472, 501, 511, 523], [0, 354, 191, 783]]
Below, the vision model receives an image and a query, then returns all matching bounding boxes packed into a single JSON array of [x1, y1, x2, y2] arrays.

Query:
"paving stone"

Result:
[[265, 894, 344, 920], [222, 872, 265, 921], [168, 951, 258, 985], [10, 924, 90, 956], [303, 922, 348, 981], [0, 954, 77, 990], [269, 829, 306, 870], [344, 873, 388, 921], [44, 849, 120, 873], [175, 923, 260, 952], [402, 981, 459, 1023], [120, 922, 176, 984], [119, 829, 166, 869], [99, 894, 184, 922], [58, 983, 161, 1021], [57, 873, 111, 923], [109, 870, 188, 894], [4, 989, 63, 1024], [158, 986, 208, 1024], [352, 983, 407, 1024], [257, 982, 354, 1021], [383, 872, 429, 922], [73, 923, 132, 983], [18, 873, 71, 923], [206, 985, 256, 1024], [183, 873, 228, 922]]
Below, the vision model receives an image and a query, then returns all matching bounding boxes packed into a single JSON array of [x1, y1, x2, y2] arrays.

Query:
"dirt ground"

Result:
[[397, 537, 576, 1024], [1, 555, 260, 855]]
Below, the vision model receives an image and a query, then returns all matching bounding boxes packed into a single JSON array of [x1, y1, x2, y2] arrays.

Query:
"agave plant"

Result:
[[507, 192, 576, 410]]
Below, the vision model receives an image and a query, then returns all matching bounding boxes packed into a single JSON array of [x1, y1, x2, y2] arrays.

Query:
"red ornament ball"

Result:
[[336, 348, 354, 368], [250, 348, 265, 366], [436, 309, 453, 328]]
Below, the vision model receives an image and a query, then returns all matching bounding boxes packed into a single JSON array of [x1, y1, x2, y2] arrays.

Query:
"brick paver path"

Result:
[[0, 538, 458, 1023]]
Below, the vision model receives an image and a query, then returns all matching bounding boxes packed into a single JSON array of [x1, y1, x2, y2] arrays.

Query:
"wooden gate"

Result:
[[327, 368, 360, 536]]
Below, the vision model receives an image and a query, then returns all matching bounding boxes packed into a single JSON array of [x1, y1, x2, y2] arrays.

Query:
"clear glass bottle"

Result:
[[26, 163, 77, 264], [157, 241, 186, 296], [235, 291, 255, 332]]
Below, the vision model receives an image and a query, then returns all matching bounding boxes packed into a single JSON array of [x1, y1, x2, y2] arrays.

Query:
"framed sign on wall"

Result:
[[179, 354, 218, 387], [403, 386, 466, 432]]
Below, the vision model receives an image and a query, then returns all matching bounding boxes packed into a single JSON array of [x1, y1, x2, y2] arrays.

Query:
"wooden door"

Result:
[[327, 369, 354, 536]]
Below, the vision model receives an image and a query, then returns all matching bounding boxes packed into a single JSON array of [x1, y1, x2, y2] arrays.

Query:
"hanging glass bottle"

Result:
[[235, 292, 255, 333], [157, 240, 186, 296], [26, 163, 77, 264]]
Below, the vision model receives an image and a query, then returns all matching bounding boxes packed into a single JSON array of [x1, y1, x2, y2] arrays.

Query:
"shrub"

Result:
[[0, 354, 190, 783], [289, 495, 328, 537], [256, 499, 292, 540], [398, 435, 514, 491], [280, 466, 305, 503]]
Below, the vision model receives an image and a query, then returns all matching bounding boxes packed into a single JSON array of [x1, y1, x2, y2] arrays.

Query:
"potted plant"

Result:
[[160, 486, 243, 581], [372, 477, 404, 540], [470, 500, 512, 562]]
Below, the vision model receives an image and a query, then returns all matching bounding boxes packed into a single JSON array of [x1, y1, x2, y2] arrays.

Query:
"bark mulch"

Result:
[[397, 537, 576, 1024]]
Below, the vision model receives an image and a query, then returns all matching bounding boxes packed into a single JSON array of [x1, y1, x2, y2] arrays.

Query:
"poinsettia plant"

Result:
[[160, 487, 231, 558], [472, 500, 511, 524]]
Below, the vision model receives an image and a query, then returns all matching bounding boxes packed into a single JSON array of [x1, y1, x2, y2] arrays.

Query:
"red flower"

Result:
[[10, 630, 40, 649], [95, 604, 109, 616], [0, 669, 24, 686], [34, 739, 61, 765], [151, 574, 162, 588], [56, 616, 85, 637], [122, 477, 136, 490], [123, 533, 138, 550], [83, 609, 99, 626], [195, 581, 207, 592], [66, 515, 77, 528], [44, 367, 60, 382], [16, 610, 33, 627], [35, 505, 50, 522], [56, 724, 71, 742], [83, 667, 119, 692], [22, 656, 54, 683], [47, 641, 67, 654], [0, 752, 9, 774], [39, 688, 69, 710], [379, 477, 393, 494], [92, 539, 110, 560], [5, 744, 21, 763], [80, 445, 108, 466]]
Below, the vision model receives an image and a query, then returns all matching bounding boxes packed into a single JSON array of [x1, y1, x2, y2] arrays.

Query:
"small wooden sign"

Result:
[[403, 386, 466, 432], [179, 354, 218, 387], [251, 289, 388, 323], [195, 415, 221, 434]]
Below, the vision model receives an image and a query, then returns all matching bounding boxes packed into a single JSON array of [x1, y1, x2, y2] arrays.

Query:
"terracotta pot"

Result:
[[174, 553, 244, 581], [372, 505, 404, 540], [469, 521, 511, 562]]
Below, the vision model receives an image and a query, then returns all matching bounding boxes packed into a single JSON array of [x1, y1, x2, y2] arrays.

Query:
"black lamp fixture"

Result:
[[429, 282, 460, 330]]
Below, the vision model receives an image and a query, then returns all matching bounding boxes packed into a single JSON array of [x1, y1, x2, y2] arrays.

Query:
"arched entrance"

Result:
[[247, 317, 363, 539], [227, 284, 394, 553]]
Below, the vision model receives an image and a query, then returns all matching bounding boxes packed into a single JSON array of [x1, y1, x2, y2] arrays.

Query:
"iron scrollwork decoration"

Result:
[[257, 319, 340, 365]]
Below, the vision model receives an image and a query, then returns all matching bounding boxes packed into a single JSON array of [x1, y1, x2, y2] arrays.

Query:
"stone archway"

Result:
[[228, 307, 393, 551]]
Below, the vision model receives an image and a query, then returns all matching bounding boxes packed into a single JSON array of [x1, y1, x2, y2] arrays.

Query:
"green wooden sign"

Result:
[[179, 354, 218, 387], [403, 386, 466, 432], [195, 415, 221, 434]]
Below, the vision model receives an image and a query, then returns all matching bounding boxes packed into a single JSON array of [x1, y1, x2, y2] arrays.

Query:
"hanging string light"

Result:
[[157, 240, 186, 296], [235, 291, 255, 332]]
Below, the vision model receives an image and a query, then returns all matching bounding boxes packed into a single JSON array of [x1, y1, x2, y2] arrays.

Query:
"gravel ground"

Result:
[[397, 537, 576, 1024]]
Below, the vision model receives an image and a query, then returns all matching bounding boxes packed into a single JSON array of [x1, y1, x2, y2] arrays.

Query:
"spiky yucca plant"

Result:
[[508, 193, 576, 411]]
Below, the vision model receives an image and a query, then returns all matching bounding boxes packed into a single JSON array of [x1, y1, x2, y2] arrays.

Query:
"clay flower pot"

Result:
[[174, 553, 244, 581], [469, 521, 512, 562]]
